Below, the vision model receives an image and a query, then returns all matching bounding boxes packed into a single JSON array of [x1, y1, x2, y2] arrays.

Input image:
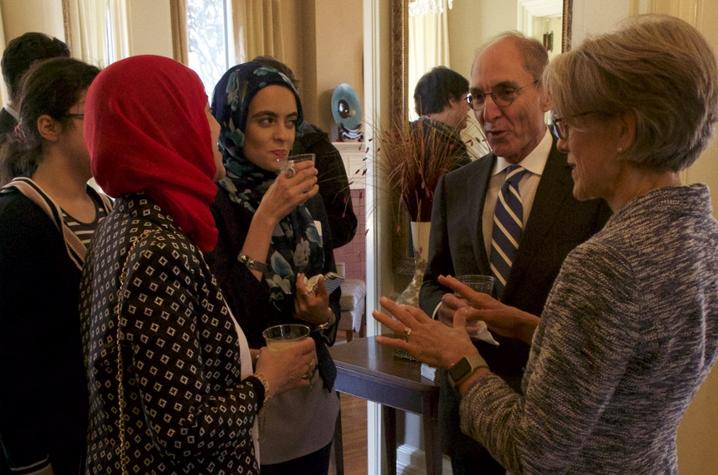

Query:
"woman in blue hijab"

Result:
[[209, 61, 340, 473]]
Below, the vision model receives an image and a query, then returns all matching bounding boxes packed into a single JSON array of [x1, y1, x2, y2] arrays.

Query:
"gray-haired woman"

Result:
[[374, 15, 718, 474]]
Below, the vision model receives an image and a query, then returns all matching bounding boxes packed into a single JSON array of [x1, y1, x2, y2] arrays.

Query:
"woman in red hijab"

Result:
[[80, 55, 316, 474]]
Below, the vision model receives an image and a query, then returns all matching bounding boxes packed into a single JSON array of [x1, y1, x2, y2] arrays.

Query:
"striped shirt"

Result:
[[61, 194, 108, 247]]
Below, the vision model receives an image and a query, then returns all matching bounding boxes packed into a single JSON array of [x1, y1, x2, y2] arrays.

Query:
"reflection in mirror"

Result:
[[394, 0, 573, 127], [389, 0, 573, 273]]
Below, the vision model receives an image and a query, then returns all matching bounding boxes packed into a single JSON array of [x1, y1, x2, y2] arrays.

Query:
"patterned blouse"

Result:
[[80, 195, 262, 474]]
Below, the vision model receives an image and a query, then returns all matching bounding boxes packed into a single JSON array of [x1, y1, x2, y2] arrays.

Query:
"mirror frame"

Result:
[[391, 0, 573, 125], [390, 0, 409, 126]]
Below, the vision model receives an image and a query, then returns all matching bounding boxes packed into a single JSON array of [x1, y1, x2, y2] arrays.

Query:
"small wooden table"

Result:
[[330, 337, 441, 475]]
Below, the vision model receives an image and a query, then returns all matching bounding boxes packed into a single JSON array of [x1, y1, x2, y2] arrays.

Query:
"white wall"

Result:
[[571, 0, 630, 45], [448, 0, 518, 78], [126, 0, 173, 58], [1, 0, 174, 60], [1, 0, 65, 42]]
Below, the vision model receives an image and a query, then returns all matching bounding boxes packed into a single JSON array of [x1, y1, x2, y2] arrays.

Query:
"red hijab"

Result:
[[85, 55, 218, 251]]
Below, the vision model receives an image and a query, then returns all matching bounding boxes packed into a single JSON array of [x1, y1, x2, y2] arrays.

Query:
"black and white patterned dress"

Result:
[[80, 195, 262, 474]]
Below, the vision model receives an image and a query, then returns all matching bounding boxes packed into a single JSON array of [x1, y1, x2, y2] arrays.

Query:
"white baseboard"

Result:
[[396, 443, 452, 475]]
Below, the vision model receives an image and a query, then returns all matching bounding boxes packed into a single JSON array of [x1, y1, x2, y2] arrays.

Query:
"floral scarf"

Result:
[[212, 61, 325, 312]]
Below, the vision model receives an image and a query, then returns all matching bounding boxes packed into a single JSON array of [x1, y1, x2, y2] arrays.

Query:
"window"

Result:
[[187, 0, 233, 95], [63, 0, 128, 68]]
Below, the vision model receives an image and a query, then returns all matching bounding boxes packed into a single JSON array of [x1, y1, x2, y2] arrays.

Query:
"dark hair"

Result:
[[1, 32, 70, 103], [251, 55, 299, 87], [413, 66, 469, 116], [0, 58, 99, 184]]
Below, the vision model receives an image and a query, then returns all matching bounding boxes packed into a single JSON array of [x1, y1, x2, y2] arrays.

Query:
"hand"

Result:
[[254, 337, 316, 395], [439, 275, 539, 344], [255, 160, 319, 225], [373, 296, 478, 369], [437, 292, 469, 326], [294, 273, 331, 326]]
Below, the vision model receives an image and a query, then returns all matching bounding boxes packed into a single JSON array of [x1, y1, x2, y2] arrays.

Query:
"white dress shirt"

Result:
[[482, 128, 552, 258], [431, 128, 552, 319]]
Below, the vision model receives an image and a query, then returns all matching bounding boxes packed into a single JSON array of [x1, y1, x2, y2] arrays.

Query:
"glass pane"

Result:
[[187, 0, 229, 96]]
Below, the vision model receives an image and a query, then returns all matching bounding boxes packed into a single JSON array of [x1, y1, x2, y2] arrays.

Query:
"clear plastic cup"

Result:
[[262, 323, 310, 351], [276, 153, 315, 176]]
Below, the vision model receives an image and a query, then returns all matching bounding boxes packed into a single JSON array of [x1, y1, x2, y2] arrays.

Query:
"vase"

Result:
[[396, 221, 432, 306]]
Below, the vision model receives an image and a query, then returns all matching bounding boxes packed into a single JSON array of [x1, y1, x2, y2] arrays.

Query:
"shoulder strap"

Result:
[[87, 184, 114, 213], [2, 177, 85, 270]]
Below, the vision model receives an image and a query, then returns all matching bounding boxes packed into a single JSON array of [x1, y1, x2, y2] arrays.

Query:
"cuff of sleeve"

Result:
[[431, 301, 442, 320], [244, 375, 267, 410], [8, 457, 51, 475]]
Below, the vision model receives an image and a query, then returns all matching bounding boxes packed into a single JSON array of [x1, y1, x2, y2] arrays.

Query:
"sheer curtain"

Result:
[[63, 0, 129, 67], [232, 0, 284, 63], [408, 0, 451, 120]]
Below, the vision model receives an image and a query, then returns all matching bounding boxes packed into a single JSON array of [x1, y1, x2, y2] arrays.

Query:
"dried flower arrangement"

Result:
[[377, 118, 477, 221]]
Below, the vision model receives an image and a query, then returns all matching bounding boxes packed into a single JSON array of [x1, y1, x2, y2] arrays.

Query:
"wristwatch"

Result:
[[448, 353, 488, 387], [238, 254, 269, 274]]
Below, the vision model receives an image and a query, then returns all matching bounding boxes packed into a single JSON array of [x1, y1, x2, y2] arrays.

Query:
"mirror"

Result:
[[391, 0, 573, 125]]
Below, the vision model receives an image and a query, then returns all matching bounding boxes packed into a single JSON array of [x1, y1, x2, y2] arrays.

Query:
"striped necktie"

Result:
[[490, 164, 528, 296]]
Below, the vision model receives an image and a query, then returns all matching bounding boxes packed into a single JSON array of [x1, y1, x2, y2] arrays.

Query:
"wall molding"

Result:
[[396, 444, 452, 475]]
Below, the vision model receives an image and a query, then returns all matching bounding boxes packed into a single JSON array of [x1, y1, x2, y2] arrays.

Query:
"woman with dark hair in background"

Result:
[[0, 57, 105, 475], [80, 55, 315, 474], [210, 61, 340, 473]]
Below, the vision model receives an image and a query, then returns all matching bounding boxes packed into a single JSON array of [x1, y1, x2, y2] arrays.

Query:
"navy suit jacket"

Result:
[[420, 139, 611, 376]]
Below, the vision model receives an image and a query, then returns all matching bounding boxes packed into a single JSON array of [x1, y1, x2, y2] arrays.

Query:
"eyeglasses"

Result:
[[549, 111, 604, 140], [64, 113, 85, 120], [466, 80, 538, 110]]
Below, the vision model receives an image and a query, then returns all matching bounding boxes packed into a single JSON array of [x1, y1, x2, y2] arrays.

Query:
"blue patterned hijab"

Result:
[[211, 61, 324, 311]]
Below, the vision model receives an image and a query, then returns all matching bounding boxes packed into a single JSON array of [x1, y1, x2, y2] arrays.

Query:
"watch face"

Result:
[[449, 357, 471, 385]]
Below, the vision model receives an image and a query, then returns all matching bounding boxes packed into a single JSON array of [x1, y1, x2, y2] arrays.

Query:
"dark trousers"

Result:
[[260, 441, 332, 475]]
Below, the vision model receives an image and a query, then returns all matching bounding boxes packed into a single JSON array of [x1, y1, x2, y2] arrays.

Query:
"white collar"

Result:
[[492, 128, 552, 177]]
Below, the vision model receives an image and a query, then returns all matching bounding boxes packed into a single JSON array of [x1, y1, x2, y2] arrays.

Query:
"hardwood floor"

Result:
[[329, 334, 368, 475], [330, 394, 368, 475]]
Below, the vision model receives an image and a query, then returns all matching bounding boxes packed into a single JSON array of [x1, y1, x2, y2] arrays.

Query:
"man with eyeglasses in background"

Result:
[[420, 32, 610, 475]]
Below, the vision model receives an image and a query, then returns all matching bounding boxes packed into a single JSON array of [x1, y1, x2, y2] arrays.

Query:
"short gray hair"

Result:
[[544, 15, 718, 171], [474, 32, 548, 82]]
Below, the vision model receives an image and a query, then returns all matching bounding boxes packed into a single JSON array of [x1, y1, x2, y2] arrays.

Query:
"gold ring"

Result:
[[285, 166, 296, 178], [403, 327, 412, 342]]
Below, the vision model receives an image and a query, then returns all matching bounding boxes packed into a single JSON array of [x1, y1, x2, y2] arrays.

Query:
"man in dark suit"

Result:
[[420, 33, 610, 475], [0, 32, 70, 140]]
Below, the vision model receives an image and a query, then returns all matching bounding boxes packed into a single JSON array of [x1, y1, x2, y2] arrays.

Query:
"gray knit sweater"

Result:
[[460, 184, 718, 474]]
